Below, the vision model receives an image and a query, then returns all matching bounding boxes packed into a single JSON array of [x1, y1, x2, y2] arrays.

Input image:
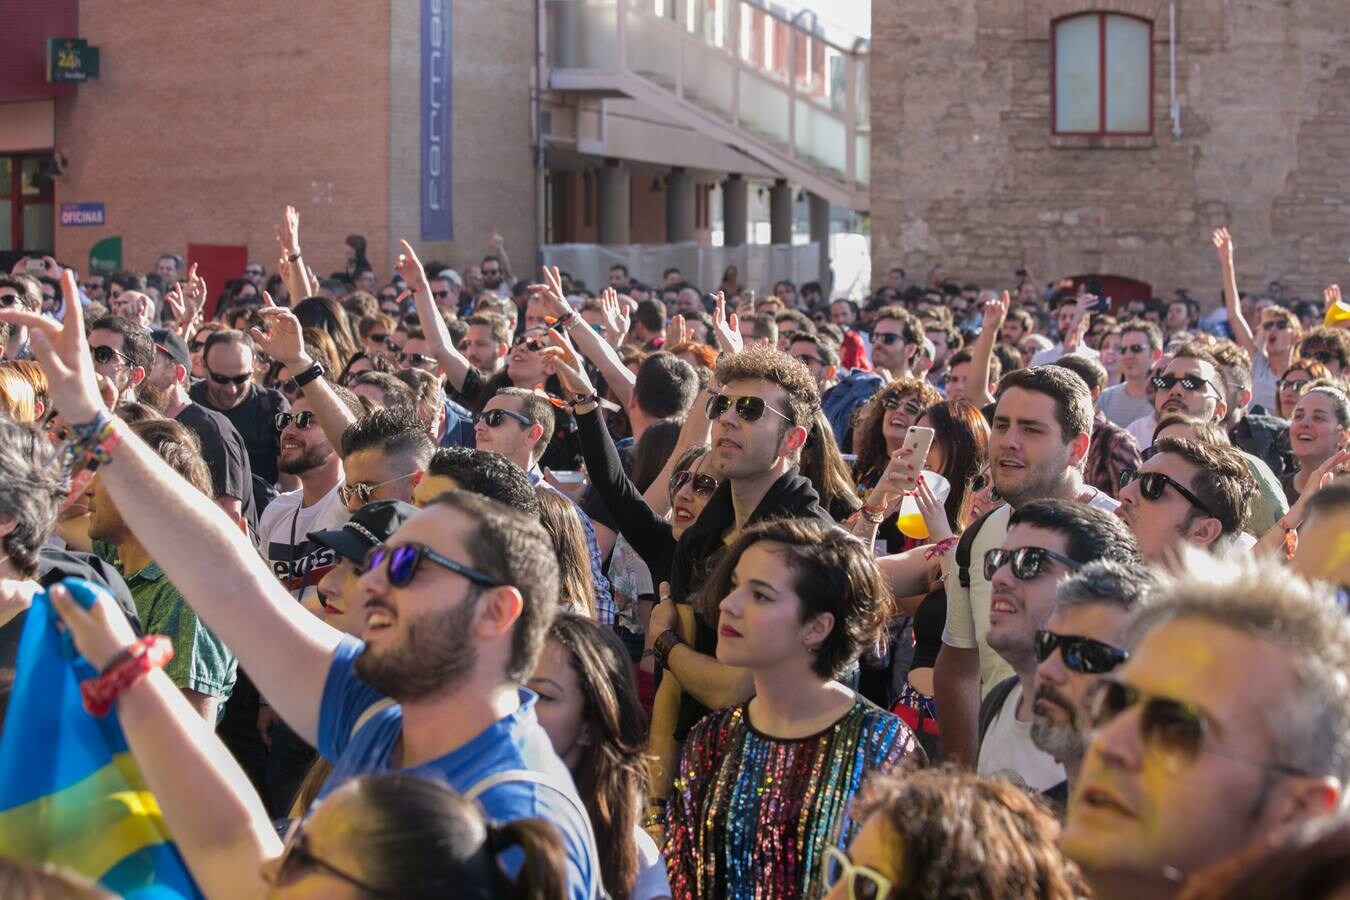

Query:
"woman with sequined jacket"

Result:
[[661, 518, 920, 899]]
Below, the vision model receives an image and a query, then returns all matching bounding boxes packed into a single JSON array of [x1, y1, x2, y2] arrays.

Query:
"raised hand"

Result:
[[394, 239, 428, 292], [275, 205, 301, 256], [1212, 227, 1235, 267], [599, 289, 630, 348], [250, 293, 307, 369], [183, 263, 207, 326], [49, 580, 141, 671], [539, 328, 595, 397], [1327, 284, 1342, 310], [488, 230, 506, 252], [163, 282, 187, 334], [531, 265, 572, 319], [670, 314, 690, 346], [868, 445, 922, 514], [712, 291, 743, 355], [982, 291, 1009, 336], [0, 269, 103, 423]]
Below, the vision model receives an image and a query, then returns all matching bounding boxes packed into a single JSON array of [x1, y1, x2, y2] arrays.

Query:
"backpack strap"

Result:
[[956, 507, 999, 589], [977, 675, 1020, 749]]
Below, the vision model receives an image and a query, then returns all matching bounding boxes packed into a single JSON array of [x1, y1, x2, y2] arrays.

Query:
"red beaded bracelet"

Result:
[[81, 635, 175, 718]]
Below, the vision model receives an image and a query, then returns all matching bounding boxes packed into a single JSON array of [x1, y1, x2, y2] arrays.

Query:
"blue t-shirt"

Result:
[[316, 637, 600, 900]]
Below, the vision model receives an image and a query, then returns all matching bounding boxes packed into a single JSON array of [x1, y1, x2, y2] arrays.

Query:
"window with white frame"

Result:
[[1052, 12, 1152, 135]]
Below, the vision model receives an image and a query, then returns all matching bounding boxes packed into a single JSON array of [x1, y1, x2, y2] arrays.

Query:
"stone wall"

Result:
[[869, 0, 1350, 303]]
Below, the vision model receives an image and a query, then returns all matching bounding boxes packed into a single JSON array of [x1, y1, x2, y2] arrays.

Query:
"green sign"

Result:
[[89, 237, 122, 275], [47, 39, 100, 84]]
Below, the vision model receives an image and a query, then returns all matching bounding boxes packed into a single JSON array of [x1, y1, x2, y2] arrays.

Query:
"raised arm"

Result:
[[275, 206, 312, 304], [641, 384, 713, 517], [1213, 227, 1256, 357], [968, 291, 1007, 408], [396, 240, 477, 394], [535, 268, 637, 404], [488, 230, 515, 287], [52, 582, 282, 900], [1, 271, 343, 745], [252, 296, 356, 452]]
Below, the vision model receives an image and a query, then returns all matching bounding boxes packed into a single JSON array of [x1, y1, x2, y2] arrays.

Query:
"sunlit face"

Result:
[[278, 398, 334, 476], [1117, 330, 1156, 379], [1115, 451, 1213, 562], [985, 524, 1074, 671], [1063, 621, 1300, 887], [157, 257, 179, 282], [527, 638, 589, 770], [945, 361, 972, 403], [830, 301, 856, 326], [88, 328, 139, 395], [676, 290, 704, 317], [708, 379, 800, 481], [670, 453, 717, 539], [879, 389, 926, 453], [341, 448, 418, 513], [1261, 311, 1298, 355], [1278, 369, 1312, 419], [315, 558, 368, 636], [1153, 357, 1226, 423], [989, 387, 1076, 508], [715, 541, 825, 673], [1001, 318, 1027, 346], [506, 328, 547, 385], [472, 394, 539, 466], [260, 783, 372, 898], [822, 812, 903, 900], [463, 324, 506, 373], [1165, 301, 1191, 332], [1056, 302, 1079, 340], [1099, 334, 1121, 370], [871, 319, 913, 373], [1289, 392, 1347, 462]]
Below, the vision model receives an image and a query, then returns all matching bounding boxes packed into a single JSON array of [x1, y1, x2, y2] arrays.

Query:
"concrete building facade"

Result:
[[869, 0, 1350, 301]]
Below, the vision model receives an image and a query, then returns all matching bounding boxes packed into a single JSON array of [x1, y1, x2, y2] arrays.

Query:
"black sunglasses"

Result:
[[1151, 374, 1217, 395], [482, 268, 501, 276], [1308, 350, 1338, 365], [207, 367, 252, 386], [1087, 678, 1309, 778], [368, 332, 389, 344], [278, 378, 300, 397], [669, 469, 719, 497], [705, 392, 792, 424], [793, 352, 824, 367], [1278, 378, 1311, 394], [189, 340, 206, 353], [363, 542, 499, 588], [874, 333, 905, 346], [1261, 320, 1290, 332], [273, 832, 392, 896], [1120, 342, 1149, 354], [90, 345, 134, 367], [475, 408, 532, 429], [275, 411, 317, 431], [513, 336, 546, 352], [432, 289, 451, 299], [984, 546, 1082, 582], [1118, 469, 1216, 519], [400, 351, 436, 367], [1034, 630, 1130, 674]]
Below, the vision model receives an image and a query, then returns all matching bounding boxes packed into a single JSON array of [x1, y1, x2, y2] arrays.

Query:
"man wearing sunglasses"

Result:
[[1031, 560, 1155, 804], [788, 333, 840, 395], [1297, 326, 1350, 377], [937, 365, 1120, 769], [1117, 437, 1255, 564], [4, 287, 603, 896], [89, 315, 155, 406], [868, 305, 924, 382], [337, 407, 434, 514], [1099, 320, 1163, 428], [976, 500, 1141, 793], [1062, 557, 1350, 900], [1125, 345, 1229, 452], [190, 330, 290, 486]]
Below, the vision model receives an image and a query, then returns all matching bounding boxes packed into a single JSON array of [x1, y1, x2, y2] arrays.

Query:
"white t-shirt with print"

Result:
[[977, 681, 1067, 792]]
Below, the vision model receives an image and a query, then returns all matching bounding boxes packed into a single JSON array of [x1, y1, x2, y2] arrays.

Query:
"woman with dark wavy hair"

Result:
[[824, 768, 1090, 900], [916, 399, 991, 530], [851, 378, 943, 495], [529, 615, 671, 899], [665, 519, 918, 899]]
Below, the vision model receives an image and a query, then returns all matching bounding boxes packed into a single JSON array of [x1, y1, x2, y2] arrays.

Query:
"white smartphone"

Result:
[[901, 425, 935, 469]]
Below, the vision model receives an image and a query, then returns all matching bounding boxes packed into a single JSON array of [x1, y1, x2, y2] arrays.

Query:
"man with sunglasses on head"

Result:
[[935, 365, 1120, 770], [1062, 555, 1350, 900], [976, 500, 1141, 793], [1099, 319, 1164, 428], [0, 282, 603, 899], [1031, 559, 1155, 807], [190, 330, 290, 487], [89, 315, 155, 405], [1117, 436, 1255, 564]]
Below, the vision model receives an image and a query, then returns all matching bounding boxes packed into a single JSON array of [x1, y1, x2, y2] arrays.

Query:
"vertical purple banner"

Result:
[[421, 0, 453, 240]]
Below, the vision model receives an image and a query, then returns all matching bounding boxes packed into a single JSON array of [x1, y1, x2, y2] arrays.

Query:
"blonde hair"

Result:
[[0, 369, 38, 422]]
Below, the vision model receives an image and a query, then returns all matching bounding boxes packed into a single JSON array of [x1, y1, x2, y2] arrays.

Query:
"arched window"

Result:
[[1052, 12, 1152, 135]]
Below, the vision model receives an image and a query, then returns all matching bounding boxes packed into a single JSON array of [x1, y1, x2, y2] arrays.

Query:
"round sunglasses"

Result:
[[363, 542, 499, 588], [984, 546, 1082, 582], [669, 469, 719, 497], [1087, 678, 1310, 778], [275, 411, 317, 431], [1034, 630, 1130, 674]]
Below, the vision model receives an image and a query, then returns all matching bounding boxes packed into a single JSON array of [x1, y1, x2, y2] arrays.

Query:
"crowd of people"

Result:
[[0, 211, 1349, 899]]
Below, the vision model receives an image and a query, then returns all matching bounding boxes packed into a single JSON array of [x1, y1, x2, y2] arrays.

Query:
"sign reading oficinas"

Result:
[[60, 203, 105, 227]]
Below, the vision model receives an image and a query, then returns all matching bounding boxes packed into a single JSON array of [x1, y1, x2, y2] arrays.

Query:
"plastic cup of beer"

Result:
[[895, 470, 951, 540]]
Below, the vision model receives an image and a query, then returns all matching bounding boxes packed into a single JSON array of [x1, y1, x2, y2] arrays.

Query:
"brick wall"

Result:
[[869, 0, 1350, 303], [52, 0, 537, 285]]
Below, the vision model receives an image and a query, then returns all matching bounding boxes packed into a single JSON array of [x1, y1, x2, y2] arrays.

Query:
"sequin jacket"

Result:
[[664, 698, 917, 899]]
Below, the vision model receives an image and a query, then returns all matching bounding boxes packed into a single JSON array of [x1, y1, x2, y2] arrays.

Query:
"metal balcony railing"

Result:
[[543, 0, 870, 196]]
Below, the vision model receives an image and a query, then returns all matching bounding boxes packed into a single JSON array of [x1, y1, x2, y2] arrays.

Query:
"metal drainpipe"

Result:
[[1170, 1, 1182, 140]]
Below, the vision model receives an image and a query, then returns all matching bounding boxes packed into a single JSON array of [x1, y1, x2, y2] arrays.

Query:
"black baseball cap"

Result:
[[308, 500, 420, 564], [150, 329, 191, 369]]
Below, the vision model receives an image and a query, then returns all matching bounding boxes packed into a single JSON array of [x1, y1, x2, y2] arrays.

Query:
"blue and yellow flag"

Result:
[[0, 580, 202, 898]]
